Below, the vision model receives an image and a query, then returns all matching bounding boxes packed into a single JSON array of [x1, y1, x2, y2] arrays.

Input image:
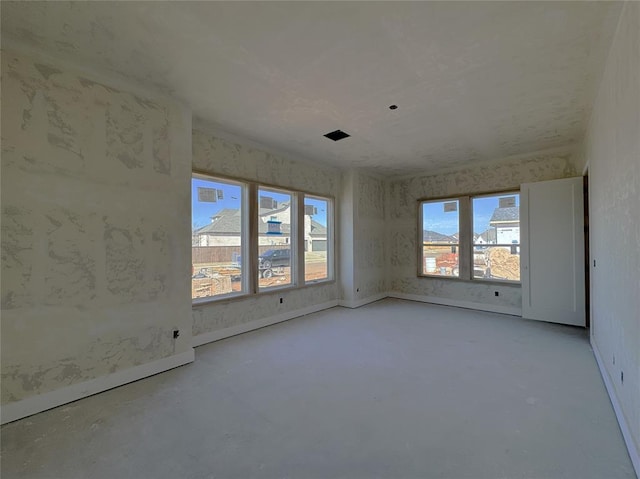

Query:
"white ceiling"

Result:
[[1, 1, 622, 176]]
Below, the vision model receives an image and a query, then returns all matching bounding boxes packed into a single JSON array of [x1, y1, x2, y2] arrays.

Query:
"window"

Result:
[[192, 172, 334, 302], [420, 200, 460, 277], [191, 175, 247, 300], [418, 191, 520, 282], [303, 195, 331, 283], [258, 187, 294, 290], [472, 193, 520, 281]]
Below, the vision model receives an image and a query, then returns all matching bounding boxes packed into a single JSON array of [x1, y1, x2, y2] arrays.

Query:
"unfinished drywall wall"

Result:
[[338, 169, 388, 306], [354, 171, 387, 301], [339, 170, 356, 303], [388, 152, 577, 312], [0, 50, 193, 412], [191, 128, 340, 338], [583, 1, 639, 467]]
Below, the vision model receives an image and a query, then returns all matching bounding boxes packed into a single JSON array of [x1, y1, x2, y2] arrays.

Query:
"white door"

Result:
[[521, 177, 585, 326]]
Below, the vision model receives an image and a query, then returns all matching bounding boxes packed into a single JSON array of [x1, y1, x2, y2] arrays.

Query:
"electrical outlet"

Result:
[[173, 329, 180, 339], [621, 371, 624, 383], [494, 291, 499, 297], [356, 288, 360, 293], [279, 297, 283, 304]]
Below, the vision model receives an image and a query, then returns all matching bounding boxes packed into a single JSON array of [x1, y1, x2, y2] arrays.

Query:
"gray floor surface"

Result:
[[1, 299, 635, 479]]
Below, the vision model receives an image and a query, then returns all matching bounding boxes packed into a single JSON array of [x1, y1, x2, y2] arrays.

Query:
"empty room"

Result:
[[1, 2, 638, 478]]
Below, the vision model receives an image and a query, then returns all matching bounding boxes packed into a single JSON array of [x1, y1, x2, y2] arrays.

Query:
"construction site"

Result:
[[192, 252, 329, 299], [423, 246, 520, 281]]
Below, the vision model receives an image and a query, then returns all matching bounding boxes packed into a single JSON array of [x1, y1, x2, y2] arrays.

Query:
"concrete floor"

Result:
[[1, 299, 635, 479]]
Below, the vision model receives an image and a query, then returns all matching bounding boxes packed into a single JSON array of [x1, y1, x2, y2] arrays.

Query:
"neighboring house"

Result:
[[257, 202, 293, 246], [474, 228, 497, 245], [489, 206, 520, 244], [195, 203, 327, 251], [305, 216, 328, 252], [194, 208, 243, 246]]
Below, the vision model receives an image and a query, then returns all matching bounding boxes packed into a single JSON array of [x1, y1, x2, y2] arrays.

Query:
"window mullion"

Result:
[[327, 199, 335, 281], [248, 183, 259, 294], [458, 196, 472, 280], [296, 193, 305, 285]]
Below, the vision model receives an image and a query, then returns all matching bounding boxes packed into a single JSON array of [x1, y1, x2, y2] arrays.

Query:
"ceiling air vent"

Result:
[[324, 130, 350, 141]]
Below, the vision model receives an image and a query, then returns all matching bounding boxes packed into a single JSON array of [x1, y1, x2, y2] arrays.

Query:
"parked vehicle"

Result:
[[258, 249, 290, 270]]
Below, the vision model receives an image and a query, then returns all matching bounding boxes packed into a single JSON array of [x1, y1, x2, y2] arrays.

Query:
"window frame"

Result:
[[418, 198, 463, 279], [302, 193, 334, 285], [192, 170, 335, 305], [257, 185, 298, 292], [191, 173, 249, 304], [471, 191, 521, 283], [417, 190, 521, 283]]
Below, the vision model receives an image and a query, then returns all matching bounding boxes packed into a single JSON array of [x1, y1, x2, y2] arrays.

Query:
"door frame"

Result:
[[583, 163, 592, 334]]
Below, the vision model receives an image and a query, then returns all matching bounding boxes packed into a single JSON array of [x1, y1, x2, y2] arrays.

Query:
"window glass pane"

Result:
[[473, 194, 520, 281], [192, 177, 245, 300], [422, 200, 459, 235], [258, 188, 293, 289], [304, 196, 329, 282], [423, 245, 460, 277], [473, 246, 521, 281], [421, 200, 459, 277]]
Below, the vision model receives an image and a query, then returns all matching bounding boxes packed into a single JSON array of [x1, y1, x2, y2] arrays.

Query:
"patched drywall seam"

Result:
[[1, 50, 192, 405]]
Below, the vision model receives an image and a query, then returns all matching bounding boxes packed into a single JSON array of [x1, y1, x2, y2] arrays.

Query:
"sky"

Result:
[[192, 178, 328, 229], [303, 196, 328, 226], [192, 178, 242, 229], [194, 178, 515, 236], [422, 194, 520, 236]]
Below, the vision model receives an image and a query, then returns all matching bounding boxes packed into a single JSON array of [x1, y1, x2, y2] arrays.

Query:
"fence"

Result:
[[192, 245, 289, 265]]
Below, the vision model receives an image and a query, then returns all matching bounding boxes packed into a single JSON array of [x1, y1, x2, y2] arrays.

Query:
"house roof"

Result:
[[196, 207, 326, 236], [423, 230, 456, 243], [309, 221, 327, 237], [259, 202, 290, 218], [195, 209, 241, 235], [490, 207, 519, 223], [212, 208, 239, 217]]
